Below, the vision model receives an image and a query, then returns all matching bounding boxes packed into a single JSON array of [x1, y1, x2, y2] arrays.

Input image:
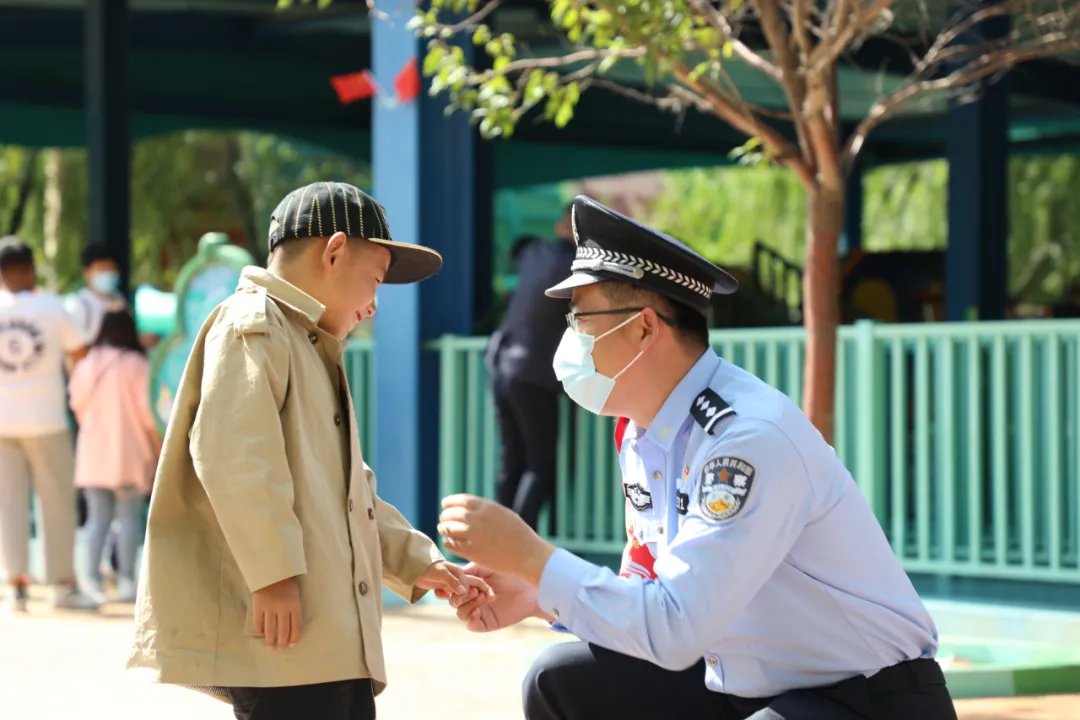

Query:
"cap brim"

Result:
[[370, 240, 443, 284], [714, 269, 739, 295], [544, 271, 606, 299]]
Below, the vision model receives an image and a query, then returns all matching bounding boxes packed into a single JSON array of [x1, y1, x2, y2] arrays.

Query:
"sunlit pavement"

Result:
[[1, 592, 1077, 719]]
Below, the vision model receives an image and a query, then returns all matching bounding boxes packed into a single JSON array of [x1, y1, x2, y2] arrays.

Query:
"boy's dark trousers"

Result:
[[226, 679, 375, 720]]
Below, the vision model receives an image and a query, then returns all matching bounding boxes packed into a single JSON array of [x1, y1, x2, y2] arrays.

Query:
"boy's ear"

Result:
[[322, 232, 349, 268]]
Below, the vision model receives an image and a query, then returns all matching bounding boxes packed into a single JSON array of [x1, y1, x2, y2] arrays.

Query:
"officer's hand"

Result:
[[438, 494, 556, 584], [252, 576, 302, 650], [446, 563, 550, 633]]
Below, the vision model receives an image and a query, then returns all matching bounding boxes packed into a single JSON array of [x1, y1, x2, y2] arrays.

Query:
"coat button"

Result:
[[334, 413, 342, 426], [368, 507, 375, 520], [706, 655, 718, 667], [653, 471, 662, 481], [358, 581, 368, 596], [348, 499, 354, 512], [308, 331, 318, 344]]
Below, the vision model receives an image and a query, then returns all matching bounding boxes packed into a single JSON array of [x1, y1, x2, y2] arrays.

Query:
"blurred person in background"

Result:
[[484, 206, 577, 531], [0, 237, 96, 612], [69, 310, 161, 605], [65, 244, 128, 343]]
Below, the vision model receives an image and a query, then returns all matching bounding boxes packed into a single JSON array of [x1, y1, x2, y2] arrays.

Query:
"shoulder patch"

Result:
[[698, 456, 756, 522], [691, 388, 735, 435]]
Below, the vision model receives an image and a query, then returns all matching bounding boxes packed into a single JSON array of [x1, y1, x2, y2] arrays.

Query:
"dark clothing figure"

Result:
[[486, 237, 576, 529]]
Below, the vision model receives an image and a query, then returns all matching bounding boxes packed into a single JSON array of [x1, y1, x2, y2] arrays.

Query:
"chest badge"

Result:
[[699, 456, 756, 522], [623, 483, 653, 511]]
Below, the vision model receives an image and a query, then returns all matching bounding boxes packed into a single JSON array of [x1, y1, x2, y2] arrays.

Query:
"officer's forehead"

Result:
[[569, 284, 605, 310]]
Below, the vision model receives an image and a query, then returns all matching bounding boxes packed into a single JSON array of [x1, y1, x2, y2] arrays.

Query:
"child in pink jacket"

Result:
[[69, 310, 161, 603]]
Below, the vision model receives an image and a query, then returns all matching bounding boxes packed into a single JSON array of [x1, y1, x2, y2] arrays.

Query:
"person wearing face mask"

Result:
[[435, 196, 957, 720], [128, 182, 491, 720], [65, 245, 128, 344]]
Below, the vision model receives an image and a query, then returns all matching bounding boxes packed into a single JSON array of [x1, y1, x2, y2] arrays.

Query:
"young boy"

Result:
[[129, 183, 487, 719]]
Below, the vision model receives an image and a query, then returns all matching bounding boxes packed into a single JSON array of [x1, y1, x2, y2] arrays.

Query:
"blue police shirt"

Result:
[[537, 348, 939, 698]]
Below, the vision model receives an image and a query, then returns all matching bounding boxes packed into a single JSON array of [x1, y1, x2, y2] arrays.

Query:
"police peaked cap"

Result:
[[545, 195, 738, 314]]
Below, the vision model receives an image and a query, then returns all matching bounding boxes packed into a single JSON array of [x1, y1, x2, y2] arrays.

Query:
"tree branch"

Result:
[[430, 0, 503, 34], [497, 46, 647, 76], [792, 0, 815, 62], [756, 0, 816, 171], [842, 36, 1080, 166], [674, 64, 815, 187], [810, 0, 895, 75], [685, 0, 783, 82]]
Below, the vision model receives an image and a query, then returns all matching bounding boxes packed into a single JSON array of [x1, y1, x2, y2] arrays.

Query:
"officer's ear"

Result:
[[638, 307, 664, 348], [321, 232, 349, 270]]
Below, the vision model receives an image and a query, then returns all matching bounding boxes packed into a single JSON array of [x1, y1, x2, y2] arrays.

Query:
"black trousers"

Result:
[[523, 642, 958, 720], [491, 373, 560, 531], [226, 679, 375, 720]]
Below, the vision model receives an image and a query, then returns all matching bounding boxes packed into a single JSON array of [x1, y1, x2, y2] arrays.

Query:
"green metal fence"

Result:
[[429, 320, 1080, 583], [344, 339, 377, 469]]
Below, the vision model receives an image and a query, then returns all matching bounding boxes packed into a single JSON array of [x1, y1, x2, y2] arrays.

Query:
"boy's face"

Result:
[[319, 233, 391, 340]]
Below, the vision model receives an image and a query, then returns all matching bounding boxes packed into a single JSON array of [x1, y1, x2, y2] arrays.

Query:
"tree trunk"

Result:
[[7, 149, 39, 236], [42, 148, 64, 278], [802, 183, 844, 444]]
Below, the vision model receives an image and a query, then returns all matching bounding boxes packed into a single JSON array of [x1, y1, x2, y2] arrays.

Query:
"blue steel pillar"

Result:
[[841, 158, 864, 256], [86, 0, 131, 293], [945, 4, 1009, 321], [372, 2, 484, 537]]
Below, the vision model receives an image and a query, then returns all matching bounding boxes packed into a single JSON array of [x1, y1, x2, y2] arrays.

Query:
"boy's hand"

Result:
[[415, 560, 494, 601], [252, 577, 302, 650]]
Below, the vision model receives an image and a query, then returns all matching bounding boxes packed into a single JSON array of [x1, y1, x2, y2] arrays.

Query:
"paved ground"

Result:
[[2, 593, 1078, 719]]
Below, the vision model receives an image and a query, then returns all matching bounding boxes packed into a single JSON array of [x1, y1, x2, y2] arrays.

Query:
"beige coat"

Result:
[[128, 267, 443, 693]]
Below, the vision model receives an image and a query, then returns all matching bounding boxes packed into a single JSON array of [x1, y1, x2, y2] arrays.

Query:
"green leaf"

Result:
[[472, 25, 491, 46], [722, 42, 734, 59], [422, 46, 446, 76], [493, 55, 510, 72]]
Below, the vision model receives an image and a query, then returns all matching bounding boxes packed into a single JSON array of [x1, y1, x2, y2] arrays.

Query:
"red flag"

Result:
[[614, 416, 630, 452], [394, 57, 421, 103], [330, 71, 377, 104]]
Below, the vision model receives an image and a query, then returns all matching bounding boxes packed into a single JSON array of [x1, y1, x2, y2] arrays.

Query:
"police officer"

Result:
[[437, 196, 957, 720]]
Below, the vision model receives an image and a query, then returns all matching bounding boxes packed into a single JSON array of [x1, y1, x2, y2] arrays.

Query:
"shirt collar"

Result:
[[239, 266, 326, 325], [642, 347, 721, 450]]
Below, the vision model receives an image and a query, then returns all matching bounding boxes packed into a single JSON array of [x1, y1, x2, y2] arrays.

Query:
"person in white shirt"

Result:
[[0, 238, 97, 612], [65, 244, 128, 344]]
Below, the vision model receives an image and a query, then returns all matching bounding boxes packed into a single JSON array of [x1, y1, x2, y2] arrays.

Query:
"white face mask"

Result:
[[552, 312, 645, 415]]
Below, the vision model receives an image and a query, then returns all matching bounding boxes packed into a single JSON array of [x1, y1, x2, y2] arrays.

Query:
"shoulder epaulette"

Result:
[[691, 388, 735, 435]]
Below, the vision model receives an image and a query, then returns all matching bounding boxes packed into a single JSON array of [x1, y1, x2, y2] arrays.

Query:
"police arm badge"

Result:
[[698, 456, 756, 522]]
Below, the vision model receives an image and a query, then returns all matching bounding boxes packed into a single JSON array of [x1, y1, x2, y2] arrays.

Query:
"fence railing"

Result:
[[425, 320, 1080, 583], [344, 339, 377, 469]]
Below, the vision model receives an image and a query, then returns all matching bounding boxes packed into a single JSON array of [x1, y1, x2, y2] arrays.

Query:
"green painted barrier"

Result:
[[423, 319, 1080, 583], [147, 233, 255, 433]]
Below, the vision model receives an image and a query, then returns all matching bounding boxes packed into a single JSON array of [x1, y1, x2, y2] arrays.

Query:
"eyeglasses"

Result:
[[565, 306, 675, 333]]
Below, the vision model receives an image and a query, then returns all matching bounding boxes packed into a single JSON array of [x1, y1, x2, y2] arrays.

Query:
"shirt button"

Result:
[[653, 471, 662, 481], [358, 581, 369, 596], [658, 525, 664, 535], [707, 655, 718, 667], [308, 331, 318, 344], [348, 499, 354, 512], [334, 413, 342, 426], [368, 507, 376, 520]]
